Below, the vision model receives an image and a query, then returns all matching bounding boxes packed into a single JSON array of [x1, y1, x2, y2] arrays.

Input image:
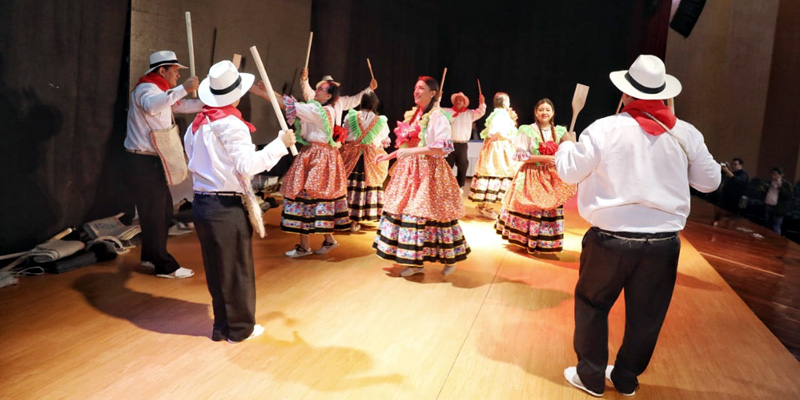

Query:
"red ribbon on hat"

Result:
[[191, 105, 256, 134], [621, 99, 676, 136]]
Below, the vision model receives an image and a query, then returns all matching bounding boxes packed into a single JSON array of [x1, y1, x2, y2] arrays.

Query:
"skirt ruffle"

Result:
[[347, 155, 383, 222], [373, 212, 470, 265], [468, 175, 513, 203], [495, 206, 565, 253], [281, 192, 351, 234]]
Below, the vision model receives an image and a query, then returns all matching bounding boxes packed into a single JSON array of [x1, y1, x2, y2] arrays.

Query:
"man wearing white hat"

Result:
[[300, 68, 378, 125], [185, 60, 296, 343], [555, 55, 721, 397], [444, 92, 486, 189], [125, 50, 202, 279]]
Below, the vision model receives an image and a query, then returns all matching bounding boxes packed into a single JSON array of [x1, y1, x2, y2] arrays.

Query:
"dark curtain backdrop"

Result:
[[0, 0, 131, 254], [310, 0, 669, 139]]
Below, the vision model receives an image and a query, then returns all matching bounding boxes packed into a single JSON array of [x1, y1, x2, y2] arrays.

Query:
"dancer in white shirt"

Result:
[[443, 92, 486, 190], [125, 50, 202, 279], [339, 90, 390, 232], [185, 60, 295, 343], [556, 55, 721, 397], [469, 92, 519, 219]]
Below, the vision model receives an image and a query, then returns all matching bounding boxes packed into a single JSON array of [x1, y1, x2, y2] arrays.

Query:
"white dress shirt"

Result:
[[555, 113, 721, 232], [125, 83, 203, 153], [345, 110, 390, 146], [302, 79, 371, 126], [444, 103, 487, 142], [184, 115, 288, 193]]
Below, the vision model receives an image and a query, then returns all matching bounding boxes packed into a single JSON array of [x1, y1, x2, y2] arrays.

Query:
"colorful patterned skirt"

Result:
[[374, 154, 470, 265], [340, 142, 389, 222], [469, 135, 519, 203], [280, 143, 350, 234], [494, 163, 576, 253]]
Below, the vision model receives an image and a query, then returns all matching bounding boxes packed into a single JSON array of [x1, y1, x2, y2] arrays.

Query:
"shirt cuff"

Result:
[[428, 139, 455, 154], [258, 136, 291, 171], [283, 95, 298, 125]]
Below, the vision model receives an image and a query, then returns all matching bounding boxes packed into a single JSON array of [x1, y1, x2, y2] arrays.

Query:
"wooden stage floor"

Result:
[[1, 197, 799, 399]]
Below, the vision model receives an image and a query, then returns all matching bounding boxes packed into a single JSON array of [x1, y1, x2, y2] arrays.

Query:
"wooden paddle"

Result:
[[232, 54, 242, 69], [185, 11, 197, 98], [477, 78, 482, 98], [569, 83, 589, 133], [250, 46, 299, 156]]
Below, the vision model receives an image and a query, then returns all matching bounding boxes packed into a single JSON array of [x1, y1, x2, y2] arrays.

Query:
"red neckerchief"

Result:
[[622, 99, 676, 136], [136, 72, 171, 92], [191, 105, 256, 134], [451, 106, 468, 119]]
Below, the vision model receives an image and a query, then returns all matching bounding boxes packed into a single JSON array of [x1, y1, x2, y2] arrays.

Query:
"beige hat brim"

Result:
[[145, 63, 189, 75], [198, 73, 255, 107], [609, 70, 682, 100]]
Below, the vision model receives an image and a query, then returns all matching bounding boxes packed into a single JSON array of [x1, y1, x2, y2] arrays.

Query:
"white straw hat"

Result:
[[450, 92, 469, 108], [198, 60, 255, 107], [145, 50, 188, 74], [609, 55, 681, 100], [315, 75, 341, 89]]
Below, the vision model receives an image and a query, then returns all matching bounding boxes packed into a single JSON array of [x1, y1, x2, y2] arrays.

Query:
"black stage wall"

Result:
[[309, 0, 669, 138], [0, 0, 670, 255]]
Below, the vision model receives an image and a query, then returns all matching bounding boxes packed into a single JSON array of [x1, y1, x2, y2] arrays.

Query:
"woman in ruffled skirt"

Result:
[[374, 76, 470, 277], [496, 98, 576, 254], [339, 90, 390, 232], [469, 92, 520, 219], [253, 80, 350, 257]]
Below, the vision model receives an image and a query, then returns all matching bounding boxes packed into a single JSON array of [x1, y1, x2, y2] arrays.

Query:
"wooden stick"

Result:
[[232, 54, 242, 69], [304, 32, 313, 70], [436, 67, 448, 104], [615, 95, 624, 114], [366, 58, 375, 81], [477, 78, 482, 98], [250, 46, 298, 156], [185, 12, 197, 98], [569, 83, 590, 133], [668, 98, 675, 115]]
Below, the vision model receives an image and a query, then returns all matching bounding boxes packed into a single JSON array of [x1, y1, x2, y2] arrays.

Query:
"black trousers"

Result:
[[574, 227, 680, 394], [125, 152, 180, 275], [446, 142, 469, 188], [192, 194, 256, 342]]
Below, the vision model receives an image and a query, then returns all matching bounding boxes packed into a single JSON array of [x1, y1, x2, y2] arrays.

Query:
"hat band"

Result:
[[149, 59, 180, 70], [624, 72, 666, 94], [210, 76, 241, 95]]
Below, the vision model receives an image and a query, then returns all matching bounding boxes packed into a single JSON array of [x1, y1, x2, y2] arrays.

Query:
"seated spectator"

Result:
[[761, 166, 793, 235]]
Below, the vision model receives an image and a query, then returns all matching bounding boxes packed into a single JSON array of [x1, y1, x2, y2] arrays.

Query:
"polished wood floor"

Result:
[[683, 197, 800, 361], [1, 196, 799, 399]]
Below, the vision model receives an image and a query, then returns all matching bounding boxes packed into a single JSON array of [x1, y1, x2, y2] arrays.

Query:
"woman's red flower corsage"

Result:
[[394, 121, 421, 148], [333, 125, 348, 144], [539, 140, 558, 156]]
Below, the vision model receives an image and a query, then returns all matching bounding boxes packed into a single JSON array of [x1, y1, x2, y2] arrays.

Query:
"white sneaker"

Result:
[[227, 324, 264, 343], [442, 265, 456, 276], [314, 240, 340, 255], [285, 245, 312, 258], [564, 367, 603, 397], [156, 267, 195, 279], [350, 223, 361, 232], [399, 267, 424, 277]]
